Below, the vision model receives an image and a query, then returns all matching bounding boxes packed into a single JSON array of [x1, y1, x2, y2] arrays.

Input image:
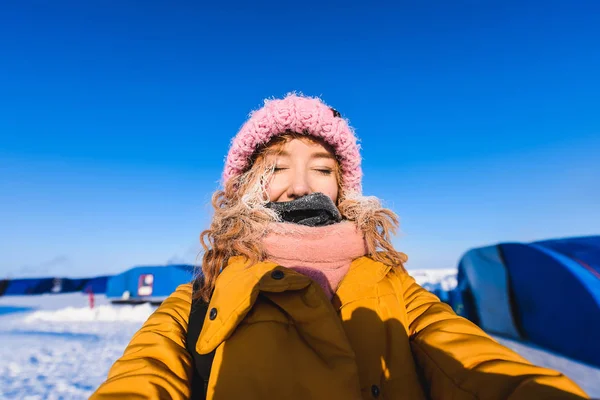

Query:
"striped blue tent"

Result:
[[0, 279, 8, 296], [3, 277, 56, 295], [83, 276, 110, 294], [451, 236, 600, 366], [2, 276, 112, 296], [61, 278, 90, 293]]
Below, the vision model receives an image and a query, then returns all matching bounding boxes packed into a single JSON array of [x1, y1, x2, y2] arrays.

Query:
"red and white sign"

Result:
[[138, 274, 154, 297]]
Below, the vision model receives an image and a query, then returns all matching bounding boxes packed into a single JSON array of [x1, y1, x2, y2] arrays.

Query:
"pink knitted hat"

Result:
[[223, 94, 362, 193]]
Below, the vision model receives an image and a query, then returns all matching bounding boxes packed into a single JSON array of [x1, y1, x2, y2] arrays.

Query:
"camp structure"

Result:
[[451, 235, 600, 367], [106, 264, 195, 305]]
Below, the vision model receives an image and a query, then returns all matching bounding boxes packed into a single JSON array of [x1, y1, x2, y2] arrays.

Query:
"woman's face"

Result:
[[265, 138, 339, 203]]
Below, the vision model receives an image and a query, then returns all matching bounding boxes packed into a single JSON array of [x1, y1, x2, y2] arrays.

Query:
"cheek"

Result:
[[315, 176, 339, 203], [328, 182, 339, 203], [266, 175, 287, 200]]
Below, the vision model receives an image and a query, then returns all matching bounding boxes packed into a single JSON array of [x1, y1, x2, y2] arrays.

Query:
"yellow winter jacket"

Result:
[[91, 256, 588, 399]]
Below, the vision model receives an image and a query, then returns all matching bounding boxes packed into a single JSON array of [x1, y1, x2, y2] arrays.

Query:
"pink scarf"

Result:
[[262, 221, 368, 299]]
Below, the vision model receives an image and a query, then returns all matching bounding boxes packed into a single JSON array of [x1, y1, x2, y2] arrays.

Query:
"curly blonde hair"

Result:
[[196, 133, 407, 301]]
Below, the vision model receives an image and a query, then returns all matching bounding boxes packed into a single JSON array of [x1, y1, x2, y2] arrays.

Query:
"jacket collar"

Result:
[[196, 255, 392, 355], [333, 256, 393, 308]]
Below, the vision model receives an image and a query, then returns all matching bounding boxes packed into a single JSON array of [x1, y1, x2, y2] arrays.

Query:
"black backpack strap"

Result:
[[186, 279, 216, 399]]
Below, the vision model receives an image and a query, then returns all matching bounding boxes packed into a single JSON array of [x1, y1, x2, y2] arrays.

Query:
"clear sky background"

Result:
[[1, 1, 598, 277]]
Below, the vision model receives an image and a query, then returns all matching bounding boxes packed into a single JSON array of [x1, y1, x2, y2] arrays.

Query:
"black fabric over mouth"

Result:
[[265, 192, 342, 227]]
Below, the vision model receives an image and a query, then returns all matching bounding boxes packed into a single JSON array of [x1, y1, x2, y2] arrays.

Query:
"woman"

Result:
[[92, 94, 588, 399]]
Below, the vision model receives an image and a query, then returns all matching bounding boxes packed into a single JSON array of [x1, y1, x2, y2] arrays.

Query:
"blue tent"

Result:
[[0, 279, 8, 296], [83, 276, 110, 294], [43, 278, 90, 294], [452, 236, 600, 367], [60, 278, 90, 293], [450, 266, 480, 325], [2, 279, 36, 295], [3, 278, 57, 295], [3, 276, 110, 296], [106, 265, 195, 303]]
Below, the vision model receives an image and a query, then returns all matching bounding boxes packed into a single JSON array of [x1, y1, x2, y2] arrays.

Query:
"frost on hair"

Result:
[[195, 134, 406, 302]]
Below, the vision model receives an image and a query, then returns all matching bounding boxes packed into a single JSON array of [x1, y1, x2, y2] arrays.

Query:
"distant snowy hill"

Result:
[[408, 268, 458, 292]]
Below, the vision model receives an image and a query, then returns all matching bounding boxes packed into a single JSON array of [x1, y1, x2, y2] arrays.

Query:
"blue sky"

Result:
[[1, 1, 599, 277]]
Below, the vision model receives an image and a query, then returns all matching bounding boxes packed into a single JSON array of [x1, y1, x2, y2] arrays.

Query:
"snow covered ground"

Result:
[[0, 294, 155, 399], [1, 277, 599, 399], [493, 336, 600, 397]]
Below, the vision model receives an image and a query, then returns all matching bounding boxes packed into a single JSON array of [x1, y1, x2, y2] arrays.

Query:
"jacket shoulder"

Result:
[[171, 282, 194, 304], [90, 282, 195, 399], [158, 283, 194, 330]]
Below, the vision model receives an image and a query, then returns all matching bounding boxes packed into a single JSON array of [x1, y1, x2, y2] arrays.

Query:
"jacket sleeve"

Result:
[[90, 283, 194, 400], [400, 272, 589, 400]]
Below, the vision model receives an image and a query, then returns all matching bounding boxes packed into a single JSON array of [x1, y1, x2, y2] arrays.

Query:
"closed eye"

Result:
[[314, 168, 333, 176]]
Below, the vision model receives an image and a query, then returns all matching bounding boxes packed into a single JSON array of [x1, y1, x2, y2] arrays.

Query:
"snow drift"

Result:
[[24, 303, 155, 323]]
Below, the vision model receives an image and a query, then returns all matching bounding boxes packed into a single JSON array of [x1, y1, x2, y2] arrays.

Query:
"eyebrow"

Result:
[[311, 152, 336, 160], [273, 150, 335, 160]]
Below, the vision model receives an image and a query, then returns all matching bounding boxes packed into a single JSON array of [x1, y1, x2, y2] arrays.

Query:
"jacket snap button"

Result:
[[209, 308, 218, 320], [371, 385, 380, 398], [271, 270, 285, 280]]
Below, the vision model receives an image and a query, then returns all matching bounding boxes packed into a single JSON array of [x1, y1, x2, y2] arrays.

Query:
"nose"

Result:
[[285, 170, 311, 200]]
